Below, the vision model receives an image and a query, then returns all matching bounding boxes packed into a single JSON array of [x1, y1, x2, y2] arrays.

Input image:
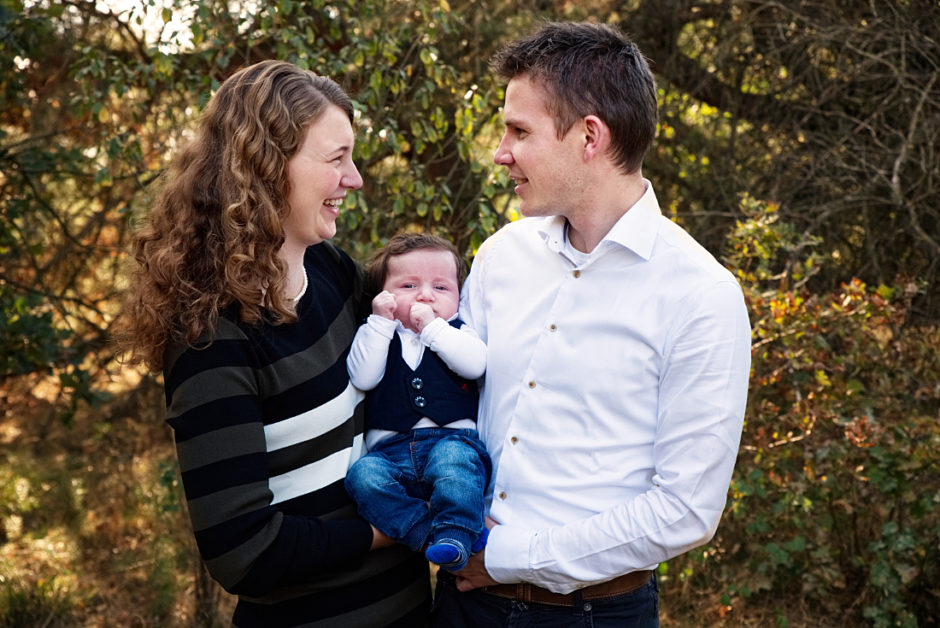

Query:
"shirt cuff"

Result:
[[366, 314, 397, 338], [418, 317, 448, 345], [483, 524, 532, 584]]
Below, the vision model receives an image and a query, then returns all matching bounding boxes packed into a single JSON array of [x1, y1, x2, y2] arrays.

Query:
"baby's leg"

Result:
[[422, 433, 490, 569], [345, 448, 432, 551]]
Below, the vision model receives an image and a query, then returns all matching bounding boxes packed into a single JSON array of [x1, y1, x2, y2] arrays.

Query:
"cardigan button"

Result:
[[411, 377, 424, 390], [414, 396, 427, 408]]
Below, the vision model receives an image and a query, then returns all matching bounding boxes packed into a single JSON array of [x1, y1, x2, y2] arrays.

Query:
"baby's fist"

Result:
[[372, 291, 397, 320], [410, 303, 436, 332]]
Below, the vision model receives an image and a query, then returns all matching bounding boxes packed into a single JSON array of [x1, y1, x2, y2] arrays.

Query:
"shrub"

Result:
[[663, 197, 940, 626], [0, 579, 75, 628]]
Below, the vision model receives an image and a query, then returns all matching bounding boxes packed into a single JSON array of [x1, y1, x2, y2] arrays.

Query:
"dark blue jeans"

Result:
[[431, 570, 659, 627], [345, 428, 491, 553]]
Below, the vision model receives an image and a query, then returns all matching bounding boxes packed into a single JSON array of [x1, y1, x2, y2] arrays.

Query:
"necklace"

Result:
[[291, 270, 308, 303]]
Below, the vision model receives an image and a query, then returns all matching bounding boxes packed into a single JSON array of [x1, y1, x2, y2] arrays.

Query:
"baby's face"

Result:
[[383, 249, 460, 332]]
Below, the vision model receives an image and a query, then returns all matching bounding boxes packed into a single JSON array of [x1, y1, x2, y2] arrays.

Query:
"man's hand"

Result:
[[454, 549, 499, 591], [410, 302, 436, 332], [372, 291, 397, 320]]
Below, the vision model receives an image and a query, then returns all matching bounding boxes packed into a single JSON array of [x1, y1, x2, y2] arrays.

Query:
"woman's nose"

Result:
[[344, 162, 364, 190]]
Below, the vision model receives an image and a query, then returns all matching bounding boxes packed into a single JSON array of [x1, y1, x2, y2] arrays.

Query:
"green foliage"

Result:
[[0, 579, 75, 628], [664, 197, 940, 625], [2, 1, 939, 625], [1, 0, 518, 411]]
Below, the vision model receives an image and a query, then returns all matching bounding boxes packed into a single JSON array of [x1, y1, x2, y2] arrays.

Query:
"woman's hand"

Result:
[[370, 525, 395, 550]]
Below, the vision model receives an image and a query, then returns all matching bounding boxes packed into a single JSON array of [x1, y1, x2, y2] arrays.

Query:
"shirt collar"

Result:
[[536, 179, 662, 261]]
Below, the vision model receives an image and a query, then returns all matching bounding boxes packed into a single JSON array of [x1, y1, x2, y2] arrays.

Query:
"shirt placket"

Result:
[[490, 260, 583, 519]]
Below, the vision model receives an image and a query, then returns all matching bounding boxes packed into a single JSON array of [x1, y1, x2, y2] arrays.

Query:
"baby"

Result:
[[345, 232, 490, 570]]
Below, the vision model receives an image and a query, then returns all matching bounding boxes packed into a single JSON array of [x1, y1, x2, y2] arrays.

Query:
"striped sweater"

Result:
[[163, 243, 431, 627]]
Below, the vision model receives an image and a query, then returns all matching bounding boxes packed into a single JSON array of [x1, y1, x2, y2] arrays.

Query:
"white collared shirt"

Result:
[[460, 180, 752, 593]]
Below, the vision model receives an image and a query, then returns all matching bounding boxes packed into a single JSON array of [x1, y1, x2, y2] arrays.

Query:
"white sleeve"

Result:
[[458, 237, 492, 347], [485, 279, 752, 592], [346, 315, 397, 391], [419, 317, 486, 379]]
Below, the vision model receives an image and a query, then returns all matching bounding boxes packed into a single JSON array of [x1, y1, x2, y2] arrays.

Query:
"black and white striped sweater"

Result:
[[163, 243, 430, 627]]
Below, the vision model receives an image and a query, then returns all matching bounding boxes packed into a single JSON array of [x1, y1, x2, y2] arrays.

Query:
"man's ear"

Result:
[[582, 115, 610, 161]]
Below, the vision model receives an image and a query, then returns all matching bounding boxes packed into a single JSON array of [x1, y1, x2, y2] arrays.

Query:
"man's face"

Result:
[[493, 76, 587, 218]]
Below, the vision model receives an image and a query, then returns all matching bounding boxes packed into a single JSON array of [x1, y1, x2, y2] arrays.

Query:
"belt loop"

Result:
[[572, 588, 584, 616]]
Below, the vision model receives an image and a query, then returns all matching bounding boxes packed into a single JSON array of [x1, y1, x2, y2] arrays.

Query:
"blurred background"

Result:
[[1, 0, 938, 625]]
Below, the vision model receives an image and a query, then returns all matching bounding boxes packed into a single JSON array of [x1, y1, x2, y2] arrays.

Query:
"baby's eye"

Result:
[[402, 283, 415, 289], [435, 285, 449, 291]]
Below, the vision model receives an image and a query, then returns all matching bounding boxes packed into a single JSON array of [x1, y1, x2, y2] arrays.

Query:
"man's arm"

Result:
[[481, 279, 752, 593]]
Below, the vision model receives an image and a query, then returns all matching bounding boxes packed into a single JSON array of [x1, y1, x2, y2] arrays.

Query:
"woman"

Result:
[[120, 60, 431, 626]]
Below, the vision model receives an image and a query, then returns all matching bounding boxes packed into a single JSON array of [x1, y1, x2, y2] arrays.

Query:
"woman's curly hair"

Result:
[[118, 60, 354, 370]]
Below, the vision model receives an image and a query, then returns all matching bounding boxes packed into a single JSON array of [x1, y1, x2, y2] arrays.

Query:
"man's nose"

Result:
[[494, 135, 513, 165]]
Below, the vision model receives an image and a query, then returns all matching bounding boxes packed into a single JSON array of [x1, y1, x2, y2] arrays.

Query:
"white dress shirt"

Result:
[[346, 314, 486, 450], [460, 180, 751, 593]]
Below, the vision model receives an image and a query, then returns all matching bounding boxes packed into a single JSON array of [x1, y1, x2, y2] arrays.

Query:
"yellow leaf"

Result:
[[440, 0, 451, 11], [98, 107, 109, 123]]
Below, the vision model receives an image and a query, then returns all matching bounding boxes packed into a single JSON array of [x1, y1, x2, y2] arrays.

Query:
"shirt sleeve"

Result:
[[346, 315, 397, 391], [165, 333, 374, 597], [483, 278, 752, 592], [458, 235, 495, 346], [420, 317, 487, 379]]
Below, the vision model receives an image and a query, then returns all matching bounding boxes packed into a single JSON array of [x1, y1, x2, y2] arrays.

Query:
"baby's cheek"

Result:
[[395, 298, 413, 321]]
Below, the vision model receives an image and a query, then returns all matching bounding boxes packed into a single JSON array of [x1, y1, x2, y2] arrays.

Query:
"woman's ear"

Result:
[[582, 115, 610, 161]]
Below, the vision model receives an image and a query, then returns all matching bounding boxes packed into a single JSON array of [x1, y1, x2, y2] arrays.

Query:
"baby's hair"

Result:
[[366, 232, 466, 297]]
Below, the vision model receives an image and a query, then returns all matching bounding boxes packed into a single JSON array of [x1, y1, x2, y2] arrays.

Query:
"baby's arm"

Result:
[[346, 292, 398, 390], [415, 306, 486, 379]]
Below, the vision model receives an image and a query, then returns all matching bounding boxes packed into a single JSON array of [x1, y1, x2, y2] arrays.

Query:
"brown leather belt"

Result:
[[483, 570, 652, 607]]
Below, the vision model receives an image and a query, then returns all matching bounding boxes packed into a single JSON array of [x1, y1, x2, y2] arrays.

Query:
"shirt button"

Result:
[[510, 436, 518, 444], [527, 381, 536, 389], [410, 377, 424, 390], [548, 324, 557, 332], [498, 491, 507, 500], [572, 269, 581, 278], [414, 396, 427, 408]]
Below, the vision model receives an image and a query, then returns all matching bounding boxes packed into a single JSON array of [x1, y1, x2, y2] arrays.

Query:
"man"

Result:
[[431, 21, 752, 626]]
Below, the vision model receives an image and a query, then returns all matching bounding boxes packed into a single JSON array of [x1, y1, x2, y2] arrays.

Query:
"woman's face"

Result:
[[283, 105, 363, 250]]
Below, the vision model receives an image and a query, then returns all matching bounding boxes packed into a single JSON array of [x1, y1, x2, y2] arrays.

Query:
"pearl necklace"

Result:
[[291, 270, 308, 303]]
